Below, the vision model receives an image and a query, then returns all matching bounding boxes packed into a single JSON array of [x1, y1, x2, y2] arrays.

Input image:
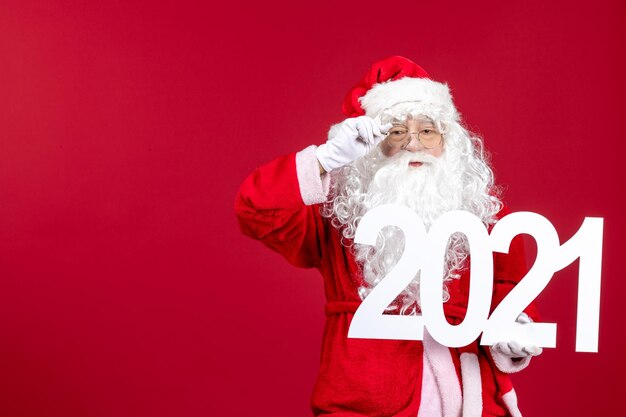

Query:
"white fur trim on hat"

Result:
[[359, 77, 458, 120]]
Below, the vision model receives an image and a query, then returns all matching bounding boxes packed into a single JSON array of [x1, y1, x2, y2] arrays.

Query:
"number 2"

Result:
[[347, 205, 426, 341]]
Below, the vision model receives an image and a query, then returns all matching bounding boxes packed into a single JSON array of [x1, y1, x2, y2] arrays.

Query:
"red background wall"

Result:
[[1, 1, 625, 416]]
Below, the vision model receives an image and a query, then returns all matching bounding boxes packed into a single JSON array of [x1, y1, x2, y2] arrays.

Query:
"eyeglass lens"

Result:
[[387, 126, 442, 149]]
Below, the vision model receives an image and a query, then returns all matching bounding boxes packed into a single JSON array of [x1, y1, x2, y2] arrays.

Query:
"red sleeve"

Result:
[[234, 151, 327, 269]]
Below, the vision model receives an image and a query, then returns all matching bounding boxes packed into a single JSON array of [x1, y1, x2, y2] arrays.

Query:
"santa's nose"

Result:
[[405, 134, 425, 152]]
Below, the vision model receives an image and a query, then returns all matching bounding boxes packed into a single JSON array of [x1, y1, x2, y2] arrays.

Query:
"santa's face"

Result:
[[380, 117, 444, 161]]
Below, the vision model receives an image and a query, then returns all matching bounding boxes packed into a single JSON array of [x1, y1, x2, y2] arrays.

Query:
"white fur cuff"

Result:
[[295, 145, 330, 205], [489, 347, 532, 374], [502, 389, 523, 417]]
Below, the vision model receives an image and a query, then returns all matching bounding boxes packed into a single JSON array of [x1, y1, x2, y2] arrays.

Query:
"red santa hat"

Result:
[[342, 56, 458, 121]]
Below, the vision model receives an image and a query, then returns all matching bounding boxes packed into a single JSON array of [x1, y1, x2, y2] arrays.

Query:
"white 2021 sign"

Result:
[[347, 205, 603, 353]]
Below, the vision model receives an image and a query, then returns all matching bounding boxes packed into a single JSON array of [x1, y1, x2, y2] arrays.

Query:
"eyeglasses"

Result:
[[385, 125, 443, 150]]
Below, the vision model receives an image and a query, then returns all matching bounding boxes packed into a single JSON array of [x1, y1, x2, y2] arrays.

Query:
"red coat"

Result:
[[235, 146, 540, 417]]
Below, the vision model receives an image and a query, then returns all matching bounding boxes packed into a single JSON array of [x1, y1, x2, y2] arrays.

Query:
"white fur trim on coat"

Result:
[[359, 77, 458, 120], [418, 348, 443, 417], [460, 352, 482, 417], [295, 145, 330, 205], [422, 331, 462, 417]]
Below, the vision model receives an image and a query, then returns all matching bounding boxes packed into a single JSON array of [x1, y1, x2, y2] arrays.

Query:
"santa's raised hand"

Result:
[[316, 116, 392, 173]]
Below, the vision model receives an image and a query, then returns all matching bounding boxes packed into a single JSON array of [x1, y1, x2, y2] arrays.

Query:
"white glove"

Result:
[[315, 116, 392, 172], [491, 341, 543, 358], [491, 313, 543, 359]]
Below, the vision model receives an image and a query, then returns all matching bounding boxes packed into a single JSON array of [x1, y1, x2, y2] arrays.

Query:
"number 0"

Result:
[[421, 211, 493, 347]]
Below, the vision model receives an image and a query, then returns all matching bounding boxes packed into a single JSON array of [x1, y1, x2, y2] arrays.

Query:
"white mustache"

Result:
[[409, 153, 438, 164], [390, 151, 440, 165]]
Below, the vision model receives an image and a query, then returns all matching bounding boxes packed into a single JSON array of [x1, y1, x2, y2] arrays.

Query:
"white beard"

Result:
[[357, 150, 467, 313], [364, 151, 464, 225], [324, 139, 500, 315]]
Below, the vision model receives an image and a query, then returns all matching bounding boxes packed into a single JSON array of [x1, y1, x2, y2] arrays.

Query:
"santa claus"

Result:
[[235, 56, 541, 417]]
